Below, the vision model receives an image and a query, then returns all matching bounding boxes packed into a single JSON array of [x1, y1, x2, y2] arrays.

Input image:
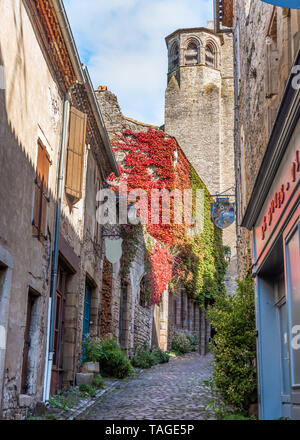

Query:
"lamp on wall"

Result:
[[100, 201, 139, 263]]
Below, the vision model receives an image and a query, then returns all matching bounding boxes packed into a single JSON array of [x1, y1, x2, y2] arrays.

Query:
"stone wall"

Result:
[[164, 27, 237, 293], [0, 0, 115, 417], [233, 2, 300, 275], [97, 88, 216, 353], [167, 290, 209, 354], [100, 258, 113, 337], [0, 0, 64, 417]]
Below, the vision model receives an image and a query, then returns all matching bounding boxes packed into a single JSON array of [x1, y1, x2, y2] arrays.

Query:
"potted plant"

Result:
[[81, 336, 103, 374]]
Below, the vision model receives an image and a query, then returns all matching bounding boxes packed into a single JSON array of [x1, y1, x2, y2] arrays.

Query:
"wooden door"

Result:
[[81, 283, 92, 362], [51, 265, 67, 395]]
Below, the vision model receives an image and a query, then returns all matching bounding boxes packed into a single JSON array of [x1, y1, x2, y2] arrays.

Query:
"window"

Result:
[[169, 41, 179, 71], [205, 43, 216, 68], [185, 42, 198, 65], [33, 139, 50, 240], [284, 220, 300, 388], [65, 106, 87, 205]]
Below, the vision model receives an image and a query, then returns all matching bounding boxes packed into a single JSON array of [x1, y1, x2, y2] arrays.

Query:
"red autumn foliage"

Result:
[[109, 128, 193, 303], [149, 243, 173, 304]]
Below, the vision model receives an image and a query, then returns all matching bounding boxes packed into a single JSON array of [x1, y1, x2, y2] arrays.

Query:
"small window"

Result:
[[169, 42, 179, 71], [205, 43, 216, 68], [33, 139, 50, 240], [185, 42, 198, 65], [65, 106, 87, 205]]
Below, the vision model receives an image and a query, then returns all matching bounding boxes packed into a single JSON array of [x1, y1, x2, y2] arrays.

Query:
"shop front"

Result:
[[242, 56, 300, 420]]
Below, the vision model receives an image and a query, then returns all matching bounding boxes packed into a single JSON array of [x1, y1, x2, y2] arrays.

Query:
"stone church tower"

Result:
[[164, 24, 237, 293]]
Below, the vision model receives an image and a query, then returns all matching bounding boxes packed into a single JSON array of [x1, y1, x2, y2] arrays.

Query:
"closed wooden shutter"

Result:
[[65, 107, 87, 204], [33, 139, 50, 239]]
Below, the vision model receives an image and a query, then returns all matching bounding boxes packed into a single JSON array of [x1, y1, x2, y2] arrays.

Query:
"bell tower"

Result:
[[164, 25, 237, 293]]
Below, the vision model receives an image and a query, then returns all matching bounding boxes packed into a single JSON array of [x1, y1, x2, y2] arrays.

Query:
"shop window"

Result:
[[185, 42, 198, 65], [205, 43, 216, 68], [285, 221, 300, 388], [33, 139, 50, 240], [169, 41, 179, 71], [65, 106, 87, 205]]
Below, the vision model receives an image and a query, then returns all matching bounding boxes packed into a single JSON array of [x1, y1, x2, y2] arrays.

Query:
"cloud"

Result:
[[64, 0, 213, 125]]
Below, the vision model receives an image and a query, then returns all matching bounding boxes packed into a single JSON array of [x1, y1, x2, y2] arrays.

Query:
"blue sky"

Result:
[[64, 0, 213, 126]]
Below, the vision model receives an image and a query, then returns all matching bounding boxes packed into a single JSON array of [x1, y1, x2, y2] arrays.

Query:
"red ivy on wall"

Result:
[[149, 243, 173, 304], [109, 128, 193, 303]]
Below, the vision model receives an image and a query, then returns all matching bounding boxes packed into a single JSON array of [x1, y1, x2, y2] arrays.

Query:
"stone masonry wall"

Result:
[[164, 27, 237, 293], [233, 2, 300, 275]]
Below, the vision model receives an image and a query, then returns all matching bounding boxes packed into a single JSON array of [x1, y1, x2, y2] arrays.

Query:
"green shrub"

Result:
[[207, 274, 257, 413], [187, 334, 199, 352], [82, 336, 106, 363], [131, 348, 155, 369], [49, 390, 82, 411], [99, 338, 134, 379], [171, 332, 192, 354], [93, 374, 106, 389], [79, 384, 97, 398], [151, 347, 170, 364]]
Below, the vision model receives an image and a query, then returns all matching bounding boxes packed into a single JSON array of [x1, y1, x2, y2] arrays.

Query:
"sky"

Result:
[[63, 0, 213, 126]]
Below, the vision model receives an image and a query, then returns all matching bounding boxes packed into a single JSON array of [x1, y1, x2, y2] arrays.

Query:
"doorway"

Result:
[[81, 282, 92, 362], [51, 264, 68, 395], [275, 275, 291, 418], [21, 290, 39, 395]]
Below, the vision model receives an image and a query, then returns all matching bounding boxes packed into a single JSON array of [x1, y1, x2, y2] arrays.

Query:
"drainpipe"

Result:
[[43, 91, 70, 404]]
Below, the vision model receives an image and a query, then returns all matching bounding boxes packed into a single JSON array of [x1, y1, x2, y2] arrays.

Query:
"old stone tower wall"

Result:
[[165, 27, 237, 293]]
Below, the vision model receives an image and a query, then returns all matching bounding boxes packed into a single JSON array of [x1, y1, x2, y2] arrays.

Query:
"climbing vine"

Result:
[[109, 128, 227, 305]]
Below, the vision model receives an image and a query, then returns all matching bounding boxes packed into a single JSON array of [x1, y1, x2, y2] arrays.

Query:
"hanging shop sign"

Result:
[[105, 238, 123, 264], [261, 0, 300, 8], [211, 197, 235, 229]]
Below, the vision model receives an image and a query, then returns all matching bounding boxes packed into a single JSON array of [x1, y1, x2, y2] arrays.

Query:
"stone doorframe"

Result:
[[0, 245, 14, 416]]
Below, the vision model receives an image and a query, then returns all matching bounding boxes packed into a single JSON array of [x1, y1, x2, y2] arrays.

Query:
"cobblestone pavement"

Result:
[[77, 353, 214, 420]]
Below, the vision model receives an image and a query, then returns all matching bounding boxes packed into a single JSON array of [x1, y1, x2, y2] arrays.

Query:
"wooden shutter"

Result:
[[33, 139, 50, 238], [65, 107, 87, 204]]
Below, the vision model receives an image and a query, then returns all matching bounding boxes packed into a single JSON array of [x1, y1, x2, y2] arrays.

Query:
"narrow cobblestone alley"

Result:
[[76, 353, 214, 420]]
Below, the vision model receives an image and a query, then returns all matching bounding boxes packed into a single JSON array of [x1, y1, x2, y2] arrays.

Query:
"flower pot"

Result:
[[81, 361, 100, 374], [75, 373, 94, 386]]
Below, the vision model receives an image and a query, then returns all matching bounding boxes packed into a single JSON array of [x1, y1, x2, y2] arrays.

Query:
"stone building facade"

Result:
[[164, 24, 237, 294], [0, 0, 118, 418], [97, 88, 212, 356], [229, 1, 300, 276], [216, 0, 300, 421]]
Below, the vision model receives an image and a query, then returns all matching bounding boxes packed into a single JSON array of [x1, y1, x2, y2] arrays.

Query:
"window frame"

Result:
[[32, 138, 51, 241]]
